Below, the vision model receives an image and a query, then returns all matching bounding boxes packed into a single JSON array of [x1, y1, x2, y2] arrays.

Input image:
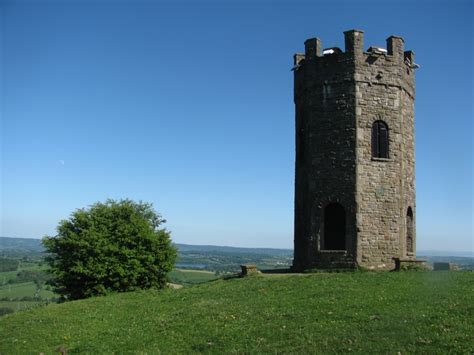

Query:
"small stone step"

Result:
[[240, 264, 261, 276]]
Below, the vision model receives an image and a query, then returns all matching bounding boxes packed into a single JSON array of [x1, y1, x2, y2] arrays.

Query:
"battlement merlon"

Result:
[[387, 35, 405, 62], [304, 37, 322, 60], [344, 29, 364, 55]]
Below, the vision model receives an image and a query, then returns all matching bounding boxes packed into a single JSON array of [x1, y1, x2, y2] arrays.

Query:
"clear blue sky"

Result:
[[1, 0, 472, 253]]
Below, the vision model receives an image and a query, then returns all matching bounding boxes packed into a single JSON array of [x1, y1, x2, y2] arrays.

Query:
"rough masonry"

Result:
[[292, 30, 417, 270]]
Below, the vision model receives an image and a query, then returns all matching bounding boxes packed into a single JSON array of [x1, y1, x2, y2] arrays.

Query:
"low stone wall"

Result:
[[433, 262, 459, 271], [240, 265, 261, 276], [393, 258, 427, 271]]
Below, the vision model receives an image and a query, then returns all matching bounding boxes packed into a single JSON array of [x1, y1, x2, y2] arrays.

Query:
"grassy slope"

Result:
[[1, 272, 473, 353], [0, 268, 214, 314]]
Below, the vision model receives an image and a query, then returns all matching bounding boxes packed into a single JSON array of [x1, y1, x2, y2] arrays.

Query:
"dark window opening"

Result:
[[323, 203, 346, 250], [371, 121, 389, 158], [406, 207, 414, 253]]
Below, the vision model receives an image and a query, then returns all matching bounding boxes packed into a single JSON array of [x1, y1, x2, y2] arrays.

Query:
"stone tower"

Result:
[[293, 30, 417, 270]]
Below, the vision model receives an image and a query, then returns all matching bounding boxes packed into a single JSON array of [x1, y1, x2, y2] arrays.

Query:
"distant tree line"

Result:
[[0, 307, 14, 317], [2, 270, 51, 285], [0, 296, 60, 302], [14, 270, 51, 284], [0, 258, 19, 272]]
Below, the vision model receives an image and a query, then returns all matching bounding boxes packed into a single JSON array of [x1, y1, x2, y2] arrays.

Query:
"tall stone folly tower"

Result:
[[293, 30, 417, 270]]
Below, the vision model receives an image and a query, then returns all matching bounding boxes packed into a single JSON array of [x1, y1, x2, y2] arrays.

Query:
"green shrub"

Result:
[[43, 199, 177, 300]]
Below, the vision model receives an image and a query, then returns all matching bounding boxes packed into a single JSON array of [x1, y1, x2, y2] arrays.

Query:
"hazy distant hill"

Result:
[[0, 236, 292, 255], [0, 236, 44, 253], [175, 243, 292, 255], [418, 250, 473, 258]]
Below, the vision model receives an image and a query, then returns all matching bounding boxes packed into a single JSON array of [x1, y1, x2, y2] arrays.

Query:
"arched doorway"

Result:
[[406, 207, 414, 253], [323, 203, 346, 250]]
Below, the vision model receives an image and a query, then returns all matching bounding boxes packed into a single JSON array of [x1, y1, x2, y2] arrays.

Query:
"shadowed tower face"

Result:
[[292, 30, 416, 270]]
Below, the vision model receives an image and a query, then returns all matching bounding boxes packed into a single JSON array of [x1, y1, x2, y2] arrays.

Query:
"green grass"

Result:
[[1, 272, 473, 353], [169, 269, 219, 285]]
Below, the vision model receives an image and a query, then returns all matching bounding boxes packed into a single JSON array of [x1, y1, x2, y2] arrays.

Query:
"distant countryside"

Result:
[[0, 236, 295, 313]]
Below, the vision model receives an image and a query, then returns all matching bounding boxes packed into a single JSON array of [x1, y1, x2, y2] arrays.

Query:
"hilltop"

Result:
[[1, 271, 473, 353]]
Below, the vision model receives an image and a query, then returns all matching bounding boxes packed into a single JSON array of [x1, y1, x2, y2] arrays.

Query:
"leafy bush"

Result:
[[43, 199, 177, 300]]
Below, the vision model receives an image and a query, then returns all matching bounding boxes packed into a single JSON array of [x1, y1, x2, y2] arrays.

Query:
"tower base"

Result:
[[292, 251, 357, 271]]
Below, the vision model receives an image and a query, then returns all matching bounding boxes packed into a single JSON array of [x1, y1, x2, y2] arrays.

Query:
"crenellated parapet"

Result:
[[293, 30, 417, 103]]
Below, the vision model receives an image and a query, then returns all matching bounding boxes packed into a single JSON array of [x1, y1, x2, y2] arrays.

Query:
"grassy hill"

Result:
[[1, 271, 473, 353]]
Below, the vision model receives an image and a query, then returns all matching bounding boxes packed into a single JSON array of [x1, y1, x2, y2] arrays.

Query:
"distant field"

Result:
[[0, 264, 46, 285], [1, 271, 473, 353], [0, 301, 41, 311], [168, 269, 219, 285], [0, 282, 56, 299], [0, 270, 19, 285]]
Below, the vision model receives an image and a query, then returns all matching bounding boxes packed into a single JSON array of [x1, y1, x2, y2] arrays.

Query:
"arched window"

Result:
[[372, 121, 389, 158], [406, 207, 414, 253], [323, 203, 346, 250]]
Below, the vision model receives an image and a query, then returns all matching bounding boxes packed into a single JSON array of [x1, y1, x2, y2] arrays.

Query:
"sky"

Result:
[[0, 0, 472, 253]]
